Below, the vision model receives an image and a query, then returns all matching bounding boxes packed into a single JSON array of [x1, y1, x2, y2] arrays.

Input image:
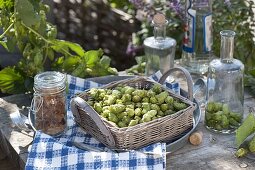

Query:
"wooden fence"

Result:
[[52, 0, 139, 70]]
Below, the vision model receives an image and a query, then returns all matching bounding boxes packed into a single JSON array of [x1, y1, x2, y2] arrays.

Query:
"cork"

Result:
[[189, 131, 203, 146], [153, 13, 166, 25]]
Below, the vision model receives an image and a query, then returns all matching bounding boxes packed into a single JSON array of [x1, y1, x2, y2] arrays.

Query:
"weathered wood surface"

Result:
[[0, 91, 255, 170], [0, 94, 34, 169]]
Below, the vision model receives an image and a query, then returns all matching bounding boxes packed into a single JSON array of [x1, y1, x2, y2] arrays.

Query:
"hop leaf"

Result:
[[15, 0, 40, 26], [0, 67, 25, 94], [236, 113, 255, 147]]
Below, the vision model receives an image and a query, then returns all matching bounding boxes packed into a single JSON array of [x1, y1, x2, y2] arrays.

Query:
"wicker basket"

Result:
[[71, 67, 197, 150]]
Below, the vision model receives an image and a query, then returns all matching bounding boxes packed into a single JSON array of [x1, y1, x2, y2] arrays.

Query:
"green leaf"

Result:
[[33, 52, 43, 66], [47, 48, 54, 61], [107, 67, 118, 75], [52, 56, 64, 70], [135, 56, 145, 64], [236, 113, 255, 147], [71, 64, 86, 77], [249, 69, 255, 77], [0, 0, 4, 9], [0, 0, 14, 9], [15, 0, 40, 27], [6, 37, 16, 52], [100, 55, 111, 68], [63, 56, 80, 73], [84, 49, 103, 67], [51, 42, 69, 55], [0, 67, 26, 94], [51, 40, 85, 57], [0, 40, 9, 51]]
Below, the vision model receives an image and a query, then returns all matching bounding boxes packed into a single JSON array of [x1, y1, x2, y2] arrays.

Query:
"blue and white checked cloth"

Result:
[[25, 72, 179, 170]]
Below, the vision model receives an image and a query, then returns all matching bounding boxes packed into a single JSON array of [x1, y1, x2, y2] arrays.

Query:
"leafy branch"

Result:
[[0, 22, 14, 39], [0, 0, 118, 94]]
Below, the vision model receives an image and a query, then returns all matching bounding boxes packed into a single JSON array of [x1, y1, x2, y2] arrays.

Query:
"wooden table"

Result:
[[1, 89, 255, 170]]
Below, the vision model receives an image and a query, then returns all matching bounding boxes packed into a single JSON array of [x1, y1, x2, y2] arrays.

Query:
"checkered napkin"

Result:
[[25, 72, 179, 170]]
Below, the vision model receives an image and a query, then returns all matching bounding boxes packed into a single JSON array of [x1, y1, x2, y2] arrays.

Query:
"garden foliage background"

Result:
[[0, 0, 254, 95]]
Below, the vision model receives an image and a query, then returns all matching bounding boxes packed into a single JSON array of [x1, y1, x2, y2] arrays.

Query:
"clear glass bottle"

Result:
[[144, 13, 176, 79], [205, 30, 244, 134], [181, 0, 214, 75], [32, 71, 67, 136]]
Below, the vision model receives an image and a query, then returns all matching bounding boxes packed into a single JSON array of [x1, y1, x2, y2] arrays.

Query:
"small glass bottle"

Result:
[[181, 0, 214, 75], [144, 13, 176, 79], [205, 30, 244, 134], [32, 71, 67, 136]]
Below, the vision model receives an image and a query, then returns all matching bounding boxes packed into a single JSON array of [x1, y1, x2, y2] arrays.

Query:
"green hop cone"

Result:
[[158, 110, 165, 116], [150, 96, 157, 104], [121, 94, 132, 102], [221, 115, 230, 129], [142, 97, 149, 103], [165, 109, 175, 116], [128, 119, 139, 127], [118, 121, 127, 128], [235, 148, 249, 158], [142, 110, 157, 122], [160, 104, 169, 112], [126, 108, 135, 117], [109, 104, 126, 114], [214, 102, 223, 112], [152, 84, 162, 94], [122, 116, 131, 124], [94, 102, 103, 113], [132, 95, 141, 102], [230, 112, 242, 123], [173, 101, 187, 111], [248, 135, 255, 153], [124, 86, 135, 95], [151, 104, 160, 111], [229, 117, 240, 127], [207, 102, 214, 112], [134, 108, 142, 116], [147, 90, 156, 97], [222, 104, 230, 115], [112, 89, 122, 99], [165, 96, 174, 105], [108, 112, 118, 123], [142, 103, 151, 111], [156, 91, 169, 104]]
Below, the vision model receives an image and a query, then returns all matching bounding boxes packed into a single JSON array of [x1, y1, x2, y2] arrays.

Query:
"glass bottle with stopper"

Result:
[[205, 30, 244, 134], [143, 13, 176, 81]]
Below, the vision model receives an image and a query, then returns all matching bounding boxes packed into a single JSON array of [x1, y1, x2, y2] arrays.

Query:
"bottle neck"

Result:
[[193, 0, 211, 9], [220, 30, 235, 62], [154, 23, 166, 42]]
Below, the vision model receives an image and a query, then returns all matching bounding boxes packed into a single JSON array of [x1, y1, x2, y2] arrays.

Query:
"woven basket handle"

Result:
[[158, 66, 194, 101], [70, 96, 115, 147]]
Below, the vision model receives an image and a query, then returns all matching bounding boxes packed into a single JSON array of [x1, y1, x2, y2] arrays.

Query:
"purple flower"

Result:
[[224, 0, 231, 8], [126, 39, 143, 56], [129, 0, 156, 22], [224, 0, 231, 6], [165, 0, 185, 21], [129, 0, 145, 9]]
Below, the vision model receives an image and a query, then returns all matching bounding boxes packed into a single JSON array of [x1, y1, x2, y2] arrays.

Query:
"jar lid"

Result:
[[34, 71, 66, 90]]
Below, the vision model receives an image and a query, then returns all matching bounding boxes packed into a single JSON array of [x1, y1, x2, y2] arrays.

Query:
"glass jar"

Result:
[[32, 71, 67, 136], [205, 30, 244, 134]]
